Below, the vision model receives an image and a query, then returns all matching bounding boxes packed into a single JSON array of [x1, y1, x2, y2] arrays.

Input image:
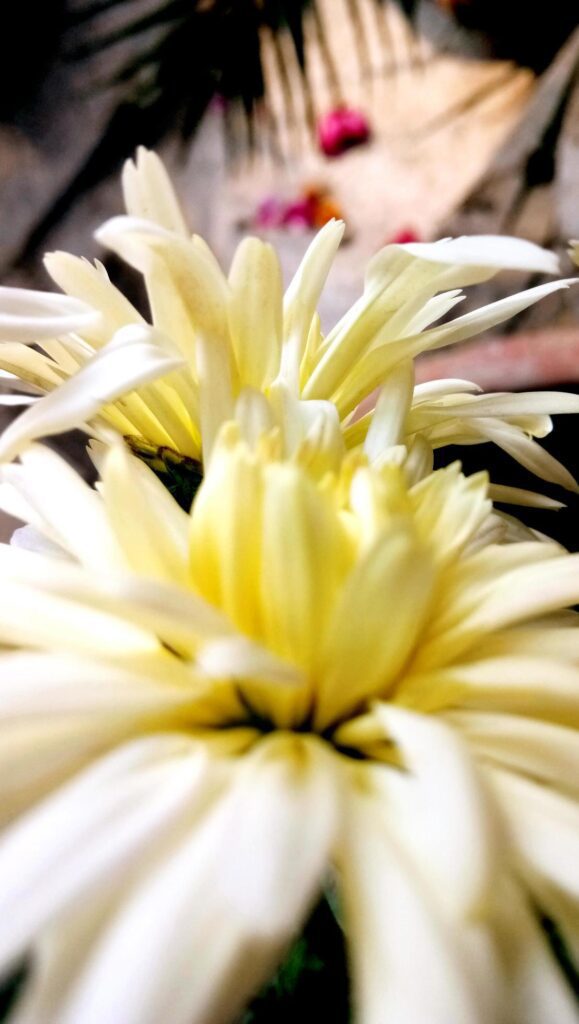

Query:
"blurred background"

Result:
[[1, 0, 579, 545]]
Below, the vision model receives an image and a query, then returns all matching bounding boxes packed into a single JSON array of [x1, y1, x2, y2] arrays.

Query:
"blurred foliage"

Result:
[[444, 0, 579, 74], [66, 0, 313, 148]]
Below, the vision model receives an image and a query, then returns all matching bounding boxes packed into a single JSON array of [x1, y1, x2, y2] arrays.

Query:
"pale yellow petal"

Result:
[[228, 237, 283, 389], [316, 524, 434, 728]]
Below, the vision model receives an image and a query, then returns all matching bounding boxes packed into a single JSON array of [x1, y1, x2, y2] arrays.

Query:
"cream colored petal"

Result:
[[447, 711, 579, 796], [489, 768, 579, 904], [487, 484, 564, 509], [0, 576, 157, 658], [281, 219, 344, 391], [0, 325, 184, 462], [0, 542, 233, 657], [1, 445, 122, 570], [491, 879, 579, 1024], [101, 444, 190, 586], [122, 148, 189, 236], [196, 634, 305, 687], [143, 250, 198, 363], [303, 264, 426, 404], [389, 235, 559, 276], [189, 432, 264, 635], [0, 345, 65, 393], [0, 650, 195, 720], [53, 735, 337, 1024], [465, 417, 579, 492], [364, 361, 414, 460], [0, 287, 100, 343], [413, 379, 482, 402], [0, 394, 36, 406], [375, 705, 500, 917], [415, 550, 579, 670], [315, 524, 434, 729], [404, 289, 465, 334], [410, 463, 491, 564], [215, 735, 339, 934], [234, 387, 276, 447], [228, 237, 283, 389], [195, 332, 235, 462], [10, 524, 70, 558], [96, 216, 229, 341], [340, 788, 492, 1024], [464, 554, 579, 632], [0, 736, 209, 974], [44, 253, 143, 347], [420, 279, 575, 354], [260, 461, 350, 670], [328, 280, 573, 419], [402, 657, 579, 725], [433, 390, 579, 419]]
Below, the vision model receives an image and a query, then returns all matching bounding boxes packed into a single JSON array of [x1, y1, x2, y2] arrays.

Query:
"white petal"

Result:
[[0, 394, 37, 406], [10, 524, 71, 559], [101, 444, 190, 585], [122, 148, 189, 236], [0, 325, 184, 461], [54, 735, 338, 1024], [316, 524, 434, 728], [44, 253, 144, 347], [489, 768, 579, 904], [281, 219, 345, 391], [2, 445, 122, 570], [447, 711, 579, 795], [0, 288, 100, 343], [364, 361, 414, 459], [228, 237, 283, 388], [375, 705, 500, 916], [392, 235, 560, 276], [0, 736, 208, 972], [488, 484, 565, 509], [340, 788, 492, 1024], [0, 542, 231, 655], [422, 279, 575, 354]]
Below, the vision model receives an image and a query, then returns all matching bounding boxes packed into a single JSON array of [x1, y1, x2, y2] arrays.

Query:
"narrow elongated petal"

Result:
[[448, 711, 579, 795], [0, 288, 100, 343], [96, 217, 229, 341], [316, 525, 434, 728], [44, 254, 143, 347], [375, 705, 500, 916], [228, 237, 283, 389], [280, 219, 345, 390], [260, 462, 350, 670], [0, 737, 209, 973], [0, 326, 184, 462], [122, 147, 189, 236], [364, 361, 414, 460], [51, 736, 337, 1024], [391, 235, 560, 276], [340, 789, 492, 1024], [1, 445, 122, 571], [101, 445, 190, 586]]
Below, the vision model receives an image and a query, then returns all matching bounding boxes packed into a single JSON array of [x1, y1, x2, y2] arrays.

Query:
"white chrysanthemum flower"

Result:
[[0, 148, 577, 498], [0, 436, 579, 1023]]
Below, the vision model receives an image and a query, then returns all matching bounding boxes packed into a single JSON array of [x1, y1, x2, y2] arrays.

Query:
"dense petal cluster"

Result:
[[0, 149, 577, 499], [1, 437, 579, 1022]]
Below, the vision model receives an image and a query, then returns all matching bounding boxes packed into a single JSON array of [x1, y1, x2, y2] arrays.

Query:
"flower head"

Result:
[[0, 149, 577, 499], [1, 436, 579, 1021]]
